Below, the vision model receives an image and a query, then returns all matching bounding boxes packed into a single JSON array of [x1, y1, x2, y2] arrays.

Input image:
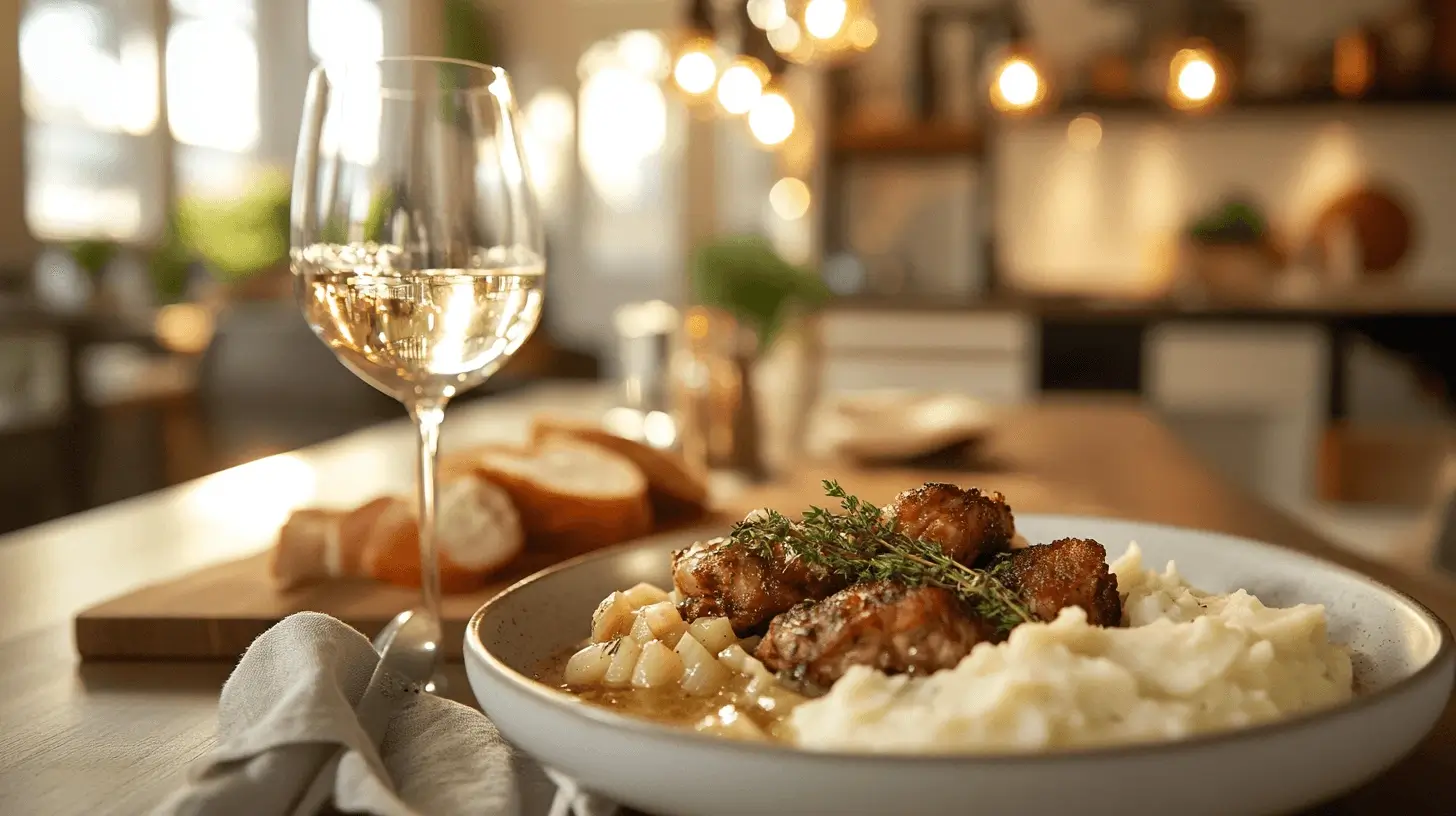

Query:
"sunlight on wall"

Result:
[[1125, 125, 1185, 291], [1288, 122, 1364, 237]]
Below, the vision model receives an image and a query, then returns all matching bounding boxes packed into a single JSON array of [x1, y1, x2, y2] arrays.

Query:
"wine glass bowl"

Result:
[[290, 57, 544, 685]]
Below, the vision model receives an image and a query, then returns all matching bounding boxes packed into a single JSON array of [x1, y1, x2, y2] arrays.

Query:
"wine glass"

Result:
[[290, 57, 544, 687]]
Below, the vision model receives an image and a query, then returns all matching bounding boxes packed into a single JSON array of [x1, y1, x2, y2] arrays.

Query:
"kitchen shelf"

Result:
[[830, 123, 983, 158], [1041, 91, 1456, 117]]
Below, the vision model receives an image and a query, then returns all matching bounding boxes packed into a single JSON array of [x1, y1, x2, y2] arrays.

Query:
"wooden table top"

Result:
[[2, 383, 1454, 815]]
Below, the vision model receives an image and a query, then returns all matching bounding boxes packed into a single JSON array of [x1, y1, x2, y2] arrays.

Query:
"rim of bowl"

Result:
[[466, 514, 1455, 764]]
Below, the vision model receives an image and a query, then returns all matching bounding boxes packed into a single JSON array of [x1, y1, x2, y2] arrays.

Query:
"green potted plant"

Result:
[[177, 170, 293, 302], [1179, 196, 1284, 301], [66, 238, 119, 313]]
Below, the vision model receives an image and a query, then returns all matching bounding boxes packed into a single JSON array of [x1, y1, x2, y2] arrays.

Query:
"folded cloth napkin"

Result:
[[152, 612, 616, 816]]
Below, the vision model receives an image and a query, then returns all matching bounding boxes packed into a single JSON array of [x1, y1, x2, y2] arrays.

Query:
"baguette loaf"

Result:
[[270, 474, 524, 593], [455, 436, 653, 555], [529, 417, 709, 512]]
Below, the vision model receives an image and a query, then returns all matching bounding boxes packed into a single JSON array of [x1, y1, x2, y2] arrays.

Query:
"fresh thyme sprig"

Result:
[[729, 480, 1034, 634]]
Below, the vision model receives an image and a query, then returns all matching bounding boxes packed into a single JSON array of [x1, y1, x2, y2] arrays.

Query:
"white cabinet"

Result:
[[818, 310, 1036, 403], [1145, 323, 1329, 507]]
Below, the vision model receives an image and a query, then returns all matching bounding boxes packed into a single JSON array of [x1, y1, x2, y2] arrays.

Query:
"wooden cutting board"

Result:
[[75, 521, 727, 662]]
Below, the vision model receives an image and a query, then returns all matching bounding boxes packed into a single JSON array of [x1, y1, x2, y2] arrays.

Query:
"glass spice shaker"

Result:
[[605, 300, 681, 450]]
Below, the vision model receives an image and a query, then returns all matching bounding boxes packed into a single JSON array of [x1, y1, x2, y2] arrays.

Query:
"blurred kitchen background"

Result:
[[3, 0, 1456, 568]]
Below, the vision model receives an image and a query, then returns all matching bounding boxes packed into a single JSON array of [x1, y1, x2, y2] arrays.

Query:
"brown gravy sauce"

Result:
[[536, 646, 804, 742]]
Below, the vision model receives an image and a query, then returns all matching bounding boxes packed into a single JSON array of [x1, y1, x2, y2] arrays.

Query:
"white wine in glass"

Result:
[[291, 58, 544, 688]]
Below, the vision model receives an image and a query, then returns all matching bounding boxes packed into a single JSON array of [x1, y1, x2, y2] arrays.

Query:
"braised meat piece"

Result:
[[673, 482, 1022, 641], [672, 535, 846, 635], [1002, 537, 1122, 626], [755, 581, 995, 689], [885, 483, 1015, 566], [754, 538, 1123, 686]]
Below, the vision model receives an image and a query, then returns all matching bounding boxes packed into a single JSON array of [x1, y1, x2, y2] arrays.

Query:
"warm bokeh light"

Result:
[[747, 0, 789, 30], [523, 87, 574, 210], [848, 17, 878, 50], [769, 177, 811, 220], [990, 57, 1043, 113], [154, 303, 216, 354], [748, 89, 795, 146], [672, 44, 718, 96], [642, 410, 677, 449], [1066, 113, 1102, 151], [803, 0, 848, 41], [1177, 58, 1216, 101], [579, 62, 668, 208], [1168, 47, 1219, 109], [716, 58, 767, 115], [767, 19, 802, 54]]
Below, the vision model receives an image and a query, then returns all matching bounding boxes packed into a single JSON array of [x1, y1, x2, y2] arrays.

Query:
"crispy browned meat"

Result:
[[1002, 537, 1122, 626], [885, 483, 1015, 565], [753, 538, 1123, 686], [672, 482, 1022, 642], [755, 581, 995, 688], [672, 535, 847, 634]]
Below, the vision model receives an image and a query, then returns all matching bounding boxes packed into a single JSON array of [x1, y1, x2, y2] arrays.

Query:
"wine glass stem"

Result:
[[410, 399, 446, 665]]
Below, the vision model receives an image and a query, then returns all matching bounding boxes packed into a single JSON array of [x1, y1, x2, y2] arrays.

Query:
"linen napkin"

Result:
[[151, 612, 616, 816]]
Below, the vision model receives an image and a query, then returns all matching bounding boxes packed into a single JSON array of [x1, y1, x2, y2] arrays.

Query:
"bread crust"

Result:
[[529, 417, 709, 510], [451, 438, 654, 556]]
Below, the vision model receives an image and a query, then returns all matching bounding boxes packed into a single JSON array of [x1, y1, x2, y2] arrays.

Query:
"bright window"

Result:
[[308, 0, 383, 66], [20, 0, 158, 135], [20, 0, 160, 241], [576, 31, 682, 275], [166, 1, 259, 152]]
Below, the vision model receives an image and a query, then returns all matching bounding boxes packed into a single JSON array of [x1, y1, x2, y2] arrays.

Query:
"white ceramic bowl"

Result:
[[466, 516, 1454, 816]]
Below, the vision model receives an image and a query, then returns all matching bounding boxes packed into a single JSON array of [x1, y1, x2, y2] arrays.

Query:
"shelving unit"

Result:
[[830, 123, 983, 157], [820, 61, 1000, 294]]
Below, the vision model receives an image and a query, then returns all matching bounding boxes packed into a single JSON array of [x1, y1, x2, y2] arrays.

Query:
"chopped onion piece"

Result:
[[717, 644, 771, 679], [603, 636, 641, 688], [677, 634, 730, 696], [631, 640, 684, 688], [564, 642, 613, 686], [638, 601, 688, 647], [674, 631, 715, 669], [622, 582, 671, 609], [591, 592, 634, 643], [688, 617, 736, 654]]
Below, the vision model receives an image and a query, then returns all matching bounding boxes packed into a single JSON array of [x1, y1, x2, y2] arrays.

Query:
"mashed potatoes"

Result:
[[789, 544, 1354, 752]]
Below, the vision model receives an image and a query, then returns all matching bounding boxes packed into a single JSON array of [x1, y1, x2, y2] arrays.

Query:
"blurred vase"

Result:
[[671, 307, 822, 482], [607, 300, 681, 449], [751, 313, 822, 474], [673, 307, 760, 480]]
